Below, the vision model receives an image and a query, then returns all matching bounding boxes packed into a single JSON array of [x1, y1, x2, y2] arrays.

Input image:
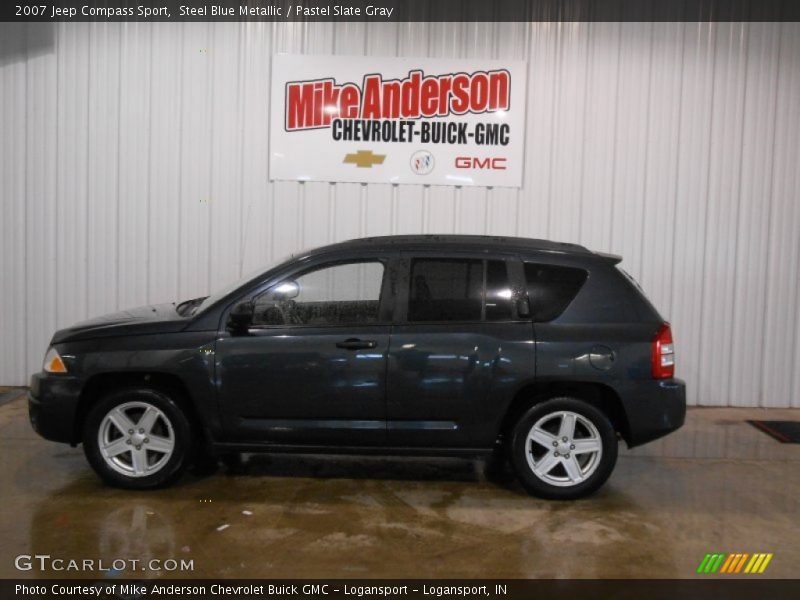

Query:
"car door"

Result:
[[216, 257, 394, 446], [386, 255, 535, 448]]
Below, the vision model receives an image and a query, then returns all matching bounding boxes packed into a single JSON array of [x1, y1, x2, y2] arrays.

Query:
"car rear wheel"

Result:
[[83, 388, 192, 489], [509, 397, 617, 500]]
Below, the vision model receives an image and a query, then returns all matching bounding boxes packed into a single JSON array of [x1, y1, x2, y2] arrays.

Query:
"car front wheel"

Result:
[[509, 397, 618, 500], [83, 388, 191, 489]]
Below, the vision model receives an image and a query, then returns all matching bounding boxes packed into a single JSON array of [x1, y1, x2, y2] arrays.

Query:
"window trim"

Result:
[[241, 257, 396, 331]]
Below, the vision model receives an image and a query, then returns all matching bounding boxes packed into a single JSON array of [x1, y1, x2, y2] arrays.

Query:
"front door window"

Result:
[[252, 261, 385, 327]]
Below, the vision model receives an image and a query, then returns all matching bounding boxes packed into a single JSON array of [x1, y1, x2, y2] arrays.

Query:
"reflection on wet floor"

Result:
[[629, 407, 800, 461], [1, 397, 798, 579]]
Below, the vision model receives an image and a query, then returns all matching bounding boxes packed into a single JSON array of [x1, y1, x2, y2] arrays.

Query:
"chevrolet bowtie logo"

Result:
[[343, 150, 386, 168]]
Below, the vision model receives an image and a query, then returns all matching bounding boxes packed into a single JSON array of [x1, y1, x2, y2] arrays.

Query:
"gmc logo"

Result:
[[455, 156, 507, 170]]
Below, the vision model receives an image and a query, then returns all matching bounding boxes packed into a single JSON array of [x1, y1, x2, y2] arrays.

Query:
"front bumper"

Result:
[[623, 378, 686, 447], [28, 372, 83, 444]]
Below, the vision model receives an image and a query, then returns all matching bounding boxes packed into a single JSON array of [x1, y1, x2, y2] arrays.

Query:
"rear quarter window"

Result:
[[546, 263, 649, 323], [524, 263, 587, 322]]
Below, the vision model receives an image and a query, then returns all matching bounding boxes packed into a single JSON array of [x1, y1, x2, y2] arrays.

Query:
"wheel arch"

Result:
[[498, 380, 631, 445], [74, 372, 209, 449]]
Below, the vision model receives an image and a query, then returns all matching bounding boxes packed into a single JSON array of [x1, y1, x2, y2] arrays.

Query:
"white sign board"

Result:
[[270, 54, 527, 187]]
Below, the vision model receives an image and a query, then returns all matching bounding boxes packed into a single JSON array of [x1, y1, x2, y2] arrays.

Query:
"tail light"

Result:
[[652, 323, 675, 379]]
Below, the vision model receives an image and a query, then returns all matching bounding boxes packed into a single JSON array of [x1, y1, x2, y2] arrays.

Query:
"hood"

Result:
[[51, 303, 190, 344]]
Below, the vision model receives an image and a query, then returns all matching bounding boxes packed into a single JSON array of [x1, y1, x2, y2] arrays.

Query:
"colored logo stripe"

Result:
[[696, 554, 712, 573], [734, 553, 749, 573], [745, 553, 774, 574], [697, 553, 773, 574], [721, 553, 748, 573], [697, 553, 726, 574], [719, 554, 736, 573]]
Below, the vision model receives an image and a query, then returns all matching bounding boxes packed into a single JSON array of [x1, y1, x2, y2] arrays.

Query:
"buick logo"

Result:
[[410, 150, 435, 175]]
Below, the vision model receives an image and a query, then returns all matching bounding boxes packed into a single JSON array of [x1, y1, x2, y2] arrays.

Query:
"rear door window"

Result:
[[409, 258, 483, 322], [524, 263, 587, 322], [407, 258, 515, 322]]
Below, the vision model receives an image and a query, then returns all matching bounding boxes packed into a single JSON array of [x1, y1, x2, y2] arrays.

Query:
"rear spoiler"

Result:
[[594, 251, 623, 265]]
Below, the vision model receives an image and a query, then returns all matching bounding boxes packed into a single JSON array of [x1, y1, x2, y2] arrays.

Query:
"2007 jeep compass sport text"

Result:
[[29, 235, 685, 499]]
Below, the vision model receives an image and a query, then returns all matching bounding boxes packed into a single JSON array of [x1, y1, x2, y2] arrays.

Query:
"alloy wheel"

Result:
[[97, 401, 175, 478], [525, 410, 603, 487]]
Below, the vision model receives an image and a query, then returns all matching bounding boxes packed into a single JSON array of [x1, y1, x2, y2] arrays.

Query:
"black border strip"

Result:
[[3, 0, 800, 23], [3, 579, 800, 599]]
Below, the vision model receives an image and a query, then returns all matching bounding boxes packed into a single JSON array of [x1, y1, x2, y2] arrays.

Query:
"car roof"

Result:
[[301, 234, 602, 259]]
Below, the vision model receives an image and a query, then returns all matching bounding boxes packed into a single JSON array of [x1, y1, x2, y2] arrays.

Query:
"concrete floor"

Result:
[[0, 389, 798, 579]]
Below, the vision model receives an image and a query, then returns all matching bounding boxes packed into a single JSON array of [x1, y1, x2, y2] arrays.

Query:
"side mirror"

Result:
[[270, 280, 299, 301], [227, 301, 254, 332]]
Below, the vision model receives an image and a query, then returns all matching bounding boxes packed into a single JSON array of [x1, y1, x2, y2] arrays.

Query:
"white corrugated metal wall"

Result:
[[1, 21, 798, 407]]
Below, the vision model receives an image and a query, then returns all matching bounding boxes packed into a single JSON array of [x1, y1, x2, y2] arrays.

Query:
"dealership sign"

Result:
[[269, 54, 527, 187]]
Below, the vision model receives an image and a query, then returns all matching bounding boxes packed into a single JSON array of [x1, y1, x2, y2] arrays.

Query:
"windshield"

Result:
[[191, 256, 292, 316]]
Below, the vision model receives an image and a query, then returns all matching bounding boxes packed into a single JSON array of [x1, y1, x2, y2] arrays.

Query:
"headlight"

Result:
[[43, 347, 68, 373]]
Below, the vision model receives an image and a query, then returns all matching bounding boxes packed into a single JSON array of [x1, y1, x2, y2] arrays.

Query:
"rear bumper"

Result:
[[28, 372, 83, 444], [623, 378, 686, 447]]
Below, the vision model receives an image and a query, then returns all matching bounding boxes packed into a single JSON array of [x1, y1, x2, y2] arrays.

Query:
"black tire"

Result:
[[509, 397, 618, 500], [83, 388, 192, 490]]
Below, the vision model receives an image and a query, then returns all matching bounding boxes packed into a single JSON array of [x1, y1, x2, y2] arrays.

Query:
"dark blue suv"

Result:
[[29, 235, 685, 499]]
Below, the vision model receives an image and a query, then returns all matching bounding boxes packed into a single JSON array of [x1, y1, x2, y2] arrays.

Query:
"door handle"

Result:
[[336, 338, 377, 350]]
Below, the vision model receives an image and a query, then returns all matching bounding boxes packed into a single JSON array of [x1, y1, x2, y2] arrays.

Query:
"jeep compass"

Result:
[[29, 235, 686, 499]]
